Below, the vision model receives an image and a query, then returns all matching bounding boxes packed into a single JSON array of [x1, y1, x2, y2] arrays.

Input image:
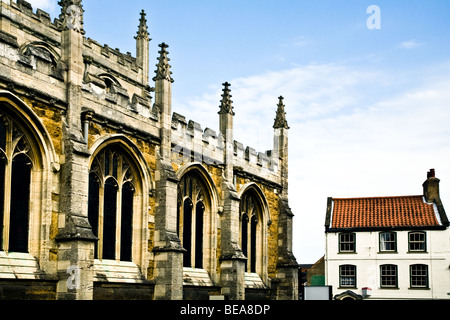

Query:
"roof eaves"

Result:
[[434, 198, 449, 227]]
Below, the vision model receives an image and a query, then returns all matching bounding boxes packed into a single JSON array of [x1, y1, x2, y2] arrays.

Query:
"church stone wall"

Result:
[[0, 0, 298, 300]]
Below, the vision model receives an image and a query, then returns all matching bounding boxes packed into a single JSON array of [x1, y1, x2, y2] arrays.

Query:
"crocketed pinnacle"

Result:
[[153, 43, 174, 83], [135, 10, 150, 41], [273, 96, 289, 129], [218, 82, 235, 115]]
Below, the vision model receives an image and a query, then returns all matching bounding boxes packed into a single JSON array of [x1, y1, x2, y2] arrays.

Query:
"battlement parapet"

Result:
[[2, 1, 61, 42], [83, 38, 142, 76], [171, 112, 281, 183], [1, 1, 149, 104]]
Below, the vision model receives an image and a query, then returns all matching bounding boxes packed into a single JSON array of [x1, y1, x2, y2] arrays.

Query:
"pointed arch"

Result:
[[0, 91, 58, 168], [176, 162, 219, 282], [89, 134, 153, 193], [238, 183, 271, 227], [19, 41, 60, 64], [0, 91, 58, 270], [175, 162, 219, 206], [238, 183, 270, 286], [97, 73, 122, 93], [88, 134, 152, 276]]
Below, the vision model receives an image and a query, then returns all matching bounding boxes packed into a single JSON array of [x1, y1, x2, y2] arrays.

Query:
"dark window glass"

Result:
[[0, 118, 6, 151], [9, 154, 31, 253], [183, 198, 192, 268], [120, 182, 134, 262], [0, 159, 5, 250], [241, 213, 248, 271], [103, 178, 117, 260], [195, 202, 204, 268], [88, 173, 100, 258], [250, 216, 257, 273]]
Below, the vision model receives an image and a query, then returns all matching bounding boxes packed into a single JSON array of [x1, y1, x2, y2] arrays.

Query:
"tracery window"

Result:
[[240, 192, 261, 274], [0, 113, 34, 253], [88, 147, 135, 261], [177, 173, 206, 269]]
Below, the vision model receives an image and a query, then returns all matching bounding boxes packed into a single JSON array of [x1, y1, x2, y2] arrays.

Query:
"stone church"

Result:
[[0, 0, 298, 300]]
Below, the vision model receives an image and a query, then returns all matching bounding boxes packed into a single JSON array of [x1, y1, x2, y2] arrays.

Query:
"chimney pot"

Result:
[[423, 169, 439, 203]]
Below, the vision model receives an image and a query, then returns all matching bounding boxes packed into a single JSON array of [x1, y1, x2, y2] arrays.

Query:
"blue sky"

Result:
[[26, 0, 450, 264]]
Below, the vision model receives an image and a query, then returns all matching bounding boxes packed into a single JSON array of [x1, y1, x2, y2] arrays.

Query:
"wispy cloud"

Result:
[[174, 63, 383, 151], [400, 39, 423, 49], [286, 35, 313, 48]]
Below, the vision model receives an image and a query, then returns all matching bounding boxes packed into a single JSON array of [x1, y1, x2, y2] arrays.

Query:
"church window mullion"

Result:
[[89, 149, 136, 262], [9, 153, 31, 253], [182, 197, 193, 268], [240, 192, 261, 274], [179, 174, 208, 270], [0, 117, 33, 254]]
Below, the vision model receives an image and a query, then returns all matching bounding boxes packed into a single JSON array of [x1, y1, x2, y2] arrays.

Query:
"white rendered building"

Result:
[[324, 169, 450, 300]]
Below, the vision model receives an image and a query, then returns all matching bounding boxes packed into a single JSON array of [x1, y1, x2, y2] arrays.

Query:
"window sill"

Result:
[[0, 251, 44, 280], [93, 259, 145, 283], [245, 272, 267, 289], [183, 267, 214, 287]]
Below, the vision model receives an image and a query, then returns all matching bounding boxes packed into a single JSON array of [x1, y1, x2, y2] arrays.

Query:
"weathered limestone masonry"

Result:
[[0, 0, 298, 300]]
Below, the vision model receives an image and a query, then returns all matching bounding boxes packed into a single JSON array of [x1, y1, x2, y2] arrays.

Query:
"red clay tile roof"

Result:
[[330, 196, 441, 229]]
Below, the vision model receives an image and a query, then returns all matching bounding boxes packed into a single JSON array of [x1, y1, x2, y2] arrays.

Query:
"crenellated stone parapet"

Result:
[[170, 111, 282, 187]]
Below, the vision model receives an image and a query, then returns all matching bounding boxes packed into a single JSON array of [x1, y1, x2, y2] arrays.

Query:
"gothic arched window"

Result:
[[177, 173, 206, 269], [88, 147, 135, 261], [240, 191, 262, 274], [0, 113, 34, 253]]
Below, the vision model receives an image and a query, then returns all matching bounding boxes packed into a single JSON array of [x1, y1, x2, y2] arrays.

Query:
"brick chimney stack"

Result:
[[423, 169, 440, 203]]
